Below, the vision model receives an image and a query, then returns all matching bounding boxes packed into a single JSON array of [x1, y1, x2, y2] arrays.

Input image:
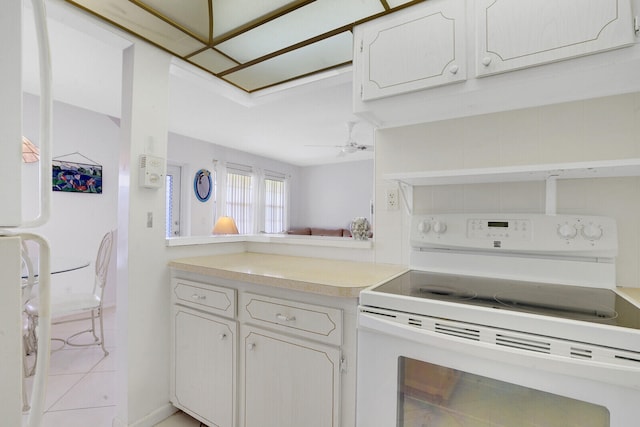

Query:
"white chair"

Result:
[[21, 243, 38, 411], [25, 229, 115, 364]]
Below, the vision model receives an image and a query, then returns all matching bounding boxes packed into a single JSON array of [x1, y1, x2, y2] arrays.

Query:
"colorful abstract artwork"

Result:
[[52, 160, 102, 194]]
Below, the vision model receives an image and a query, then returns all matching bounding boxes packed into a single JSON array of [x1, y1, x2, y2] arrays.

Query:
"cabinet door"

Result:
[[171, 306, 236, 427], [476, 0, 636, 77], [358, 0, 466, 101], [242, 326, 341, 427]]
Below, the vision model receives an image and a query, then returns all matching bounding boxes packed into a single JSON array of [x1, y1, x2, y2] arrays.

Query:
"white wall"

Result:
[[374, 92, 640, 287], [295, 160, 373, 230], [22, 93, 119, 306]]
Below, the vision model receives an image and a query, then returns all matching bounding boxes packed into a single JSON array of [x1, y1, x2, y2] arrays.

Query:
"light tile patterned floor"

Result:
[[21, 307, 200, 427]]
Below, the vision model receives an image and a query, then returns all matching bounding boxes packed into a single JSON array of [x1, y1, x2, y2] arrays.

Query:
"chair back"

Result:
[[94, 230, 115, 298]]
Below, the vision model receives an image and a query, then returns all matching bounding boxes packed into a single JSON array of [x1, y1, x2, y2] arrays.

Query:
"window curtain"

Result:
[[264, 170, 287, 233], [226, 163, 253, 234]]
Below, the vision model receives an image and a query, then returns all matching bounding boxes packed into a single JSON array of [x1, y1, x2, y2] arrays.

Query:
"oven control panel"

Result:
[[411, 213, 617, 257]]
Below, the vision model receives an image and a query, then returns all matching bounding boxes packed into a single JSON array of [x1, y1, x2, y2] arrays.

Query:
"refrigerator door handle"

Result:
[[22, 0, 52, 229], [20, 233, 52, 427]]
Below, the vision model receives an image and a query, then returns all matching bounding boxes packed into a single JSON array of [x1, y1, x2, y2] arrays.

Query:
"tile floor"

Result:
[[22, 307, 201, 427]]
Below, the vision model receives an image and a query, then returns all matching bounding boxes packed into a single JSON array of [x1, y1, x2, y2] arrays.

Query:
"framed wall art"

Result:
[[52, 156, 103, 194]]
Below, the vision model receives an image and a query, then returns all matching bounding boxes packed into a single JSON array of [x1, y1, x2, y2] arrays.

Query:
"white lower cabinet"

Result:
[[241, 325, 341, 427], [171, 305, 237, 427], [170, 277, 353, 427]]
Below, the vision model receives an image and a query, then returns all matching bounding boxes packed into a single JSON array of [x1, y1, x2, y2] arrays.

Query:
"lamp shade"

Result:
[[212, 216, 239, 235], [22, 136, 40, 163]]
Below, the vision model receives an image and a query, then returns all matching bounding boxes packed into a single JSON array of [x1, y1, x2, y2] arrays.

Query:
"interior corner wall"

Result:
[[295, 160, 374, 230]]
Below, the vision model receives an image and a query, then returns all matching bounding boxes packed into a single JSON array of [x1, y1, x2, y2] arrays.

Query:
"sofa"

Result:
[[287, 227, 352, 237], [286, 227, 372, 238]]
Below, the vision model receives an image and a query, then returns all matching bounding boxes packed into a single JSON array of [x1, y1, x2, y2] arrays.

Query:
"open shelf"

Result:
[[383, 158, 640, 186]]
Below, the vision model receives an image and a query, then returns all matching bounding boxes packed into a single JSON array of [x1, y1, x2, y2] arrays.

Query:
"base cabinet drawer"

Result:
[[172, 278, 235, 318], [241, 292, 342, 346]]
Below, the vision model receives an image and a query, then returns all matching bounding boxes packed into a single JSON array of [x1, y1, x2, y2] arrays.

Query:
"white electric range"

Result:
[[357, 213, 640, 427]]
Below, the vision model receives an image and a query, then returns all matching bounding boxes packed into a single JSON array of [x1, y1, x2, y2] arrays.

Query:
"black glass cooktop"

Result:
[[373, 271, 640, 330]]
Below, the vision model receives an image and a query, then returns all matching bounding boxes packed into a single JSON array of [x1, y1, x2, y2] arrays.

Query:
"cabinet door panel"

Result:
[[359, 0, 466, 101], [242, 326, 341, 427], [476, 0, 635, 76], [172, 306, 236, 427]]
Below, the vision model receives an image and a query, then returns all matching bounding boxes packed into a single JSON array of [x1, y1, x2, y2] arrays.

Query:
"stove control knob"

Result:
[[581, 223, 603, 240], [557, 223, 577, 239], [432, 220, 447, 235], [417, 220, 431, 234]]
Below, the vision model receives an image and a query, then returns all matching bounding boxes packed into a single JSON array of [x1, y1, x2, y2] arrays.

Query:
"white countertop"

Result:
[[169, 252, 408, 298], [618, 287, 640, 306]]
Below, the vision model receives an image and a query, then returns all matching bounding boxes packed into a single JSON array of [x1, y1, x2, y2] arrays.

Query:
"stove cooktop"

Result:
[[371, 270, 640, 330]]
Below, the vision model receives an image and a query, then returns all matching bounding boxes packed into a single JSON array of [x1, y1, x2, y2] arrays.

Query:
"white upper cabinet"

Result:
[[476, 0, 636, 77], [357, 0, 466, 101], [353, 0, 639, 128]]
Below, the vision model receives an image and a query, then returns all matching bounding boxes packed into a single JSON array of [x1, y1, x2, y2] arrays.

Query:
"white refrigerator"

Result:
[[1, 1, 54, 426]]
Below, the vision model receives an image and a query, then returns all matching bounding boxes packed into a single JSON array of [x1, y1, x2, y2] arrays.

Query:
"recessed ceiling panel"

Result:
[[190, 49, 240, 73], [223, 32, 353, 91], [212, 0, 297, 37], [217, 0, 384, 63], [133, 0, 211, 42], [64, 0, 428, 92], [66, 0, 205, 56]]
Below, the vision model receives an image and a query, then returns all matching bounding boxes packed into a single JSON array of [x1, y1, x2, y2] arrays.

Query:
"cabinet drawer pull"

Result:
[[191, 293, 206, 301], [276, 313, 296, 322]]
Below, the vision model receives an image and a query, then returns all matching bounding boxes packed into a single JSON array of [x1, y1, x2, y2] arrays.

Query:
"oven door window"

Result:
[[398, 357, 609, 426]]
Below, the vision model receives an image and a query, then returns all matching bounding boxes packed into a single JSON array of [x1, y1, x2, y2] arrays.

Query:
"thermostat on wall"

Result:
[[139, 155, 165, 189]]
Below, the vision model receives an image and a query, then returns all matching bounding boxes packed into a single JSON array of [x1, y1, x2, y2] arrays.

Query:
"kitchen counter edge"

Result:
[[168, 253, 408, 298]]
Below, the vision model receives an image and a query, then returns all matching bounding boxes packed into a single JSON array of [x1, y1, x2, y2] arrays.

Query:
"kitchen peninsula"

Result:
[[168, 252, 406, 427]]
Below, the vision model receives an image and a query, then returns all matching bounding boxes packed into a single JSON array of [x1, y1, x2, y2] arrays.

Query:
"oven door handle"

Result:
[[358, 311, 640, 391]]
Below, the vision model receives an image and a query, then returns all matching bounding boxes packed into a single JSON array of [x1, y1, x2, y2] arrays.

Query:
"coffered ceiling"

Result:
[[63, 0, 425, 92]]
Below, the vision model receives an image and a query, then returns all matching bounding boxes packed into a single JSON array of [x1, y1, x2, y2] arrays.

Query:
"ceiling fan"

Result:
[[306, 121, 373, 156]]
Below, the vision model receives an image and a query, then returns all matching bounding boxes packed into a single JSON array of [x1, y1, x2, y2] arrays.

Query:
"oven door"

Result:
[[356, 311, 640, 427]]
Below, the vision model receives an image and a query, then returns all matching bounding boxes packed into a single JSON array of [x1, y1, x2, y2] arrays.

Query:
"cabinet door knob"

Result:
[[247, 343, 256, 351], [191, 293, 206, 301], [219, 333, 227, 340], [276, 313, 296, 322], [482, 56, 492, 66], [449, 64, 459, 74]]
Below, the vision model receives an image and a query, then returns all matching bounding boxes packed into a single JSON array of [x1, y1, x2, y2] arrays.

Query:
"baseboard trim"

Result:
[[112, 403, 177, 427]]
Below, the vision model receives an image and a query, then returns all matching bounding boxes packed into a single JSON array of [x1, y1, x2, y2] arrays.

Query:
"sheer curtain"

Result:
[[226, 163, 253, 234], [264, 170, 287, 233]]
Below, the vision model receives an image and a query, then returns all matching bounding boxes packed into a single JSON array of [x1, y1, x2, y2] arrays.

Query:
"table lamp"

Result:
[[212, 216, 239, 235]]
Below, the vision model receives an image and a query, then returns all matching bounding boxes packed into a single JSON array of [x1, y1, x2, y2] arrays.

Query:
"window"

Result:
[[226, 163, 253, 234], [165, 164, 182, 237], [264, 171, 287, 233]]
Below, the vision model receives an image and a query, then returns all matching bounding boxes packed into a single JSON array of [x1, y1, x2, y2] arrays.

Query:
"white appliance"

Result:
[[357, 213, 640, 427], [0, 1, 54, 426]]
